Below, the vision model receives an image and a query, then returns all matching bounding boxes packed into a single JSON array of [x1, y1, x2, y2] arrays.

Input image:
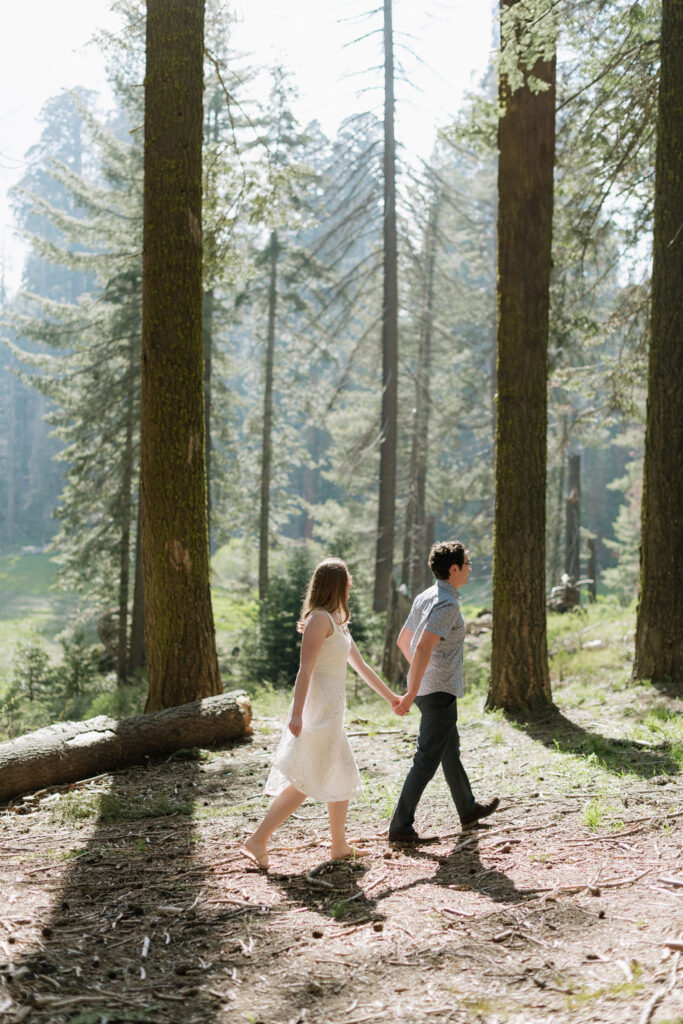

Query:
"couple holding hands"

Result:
[[243, 542, 499, 870]]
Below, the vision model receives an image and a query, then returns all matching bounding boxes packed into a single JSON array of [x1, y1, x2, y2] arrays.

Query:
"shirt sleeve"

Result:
[[424, 600, 458, 639], [404, 601, 420, 633]]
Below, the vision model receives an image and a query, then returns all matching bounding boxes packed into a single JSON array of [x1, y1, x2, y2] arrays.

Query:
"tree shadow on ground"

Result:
[[4, 745, 251, 1024], [509, 706, 681, 779], [267, 856, 383, 926]]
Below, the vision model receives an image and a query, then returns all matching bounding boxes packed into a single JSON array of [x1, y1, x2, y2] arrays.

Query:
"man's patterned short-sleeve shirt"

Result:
[[404, 578, 465, 697]]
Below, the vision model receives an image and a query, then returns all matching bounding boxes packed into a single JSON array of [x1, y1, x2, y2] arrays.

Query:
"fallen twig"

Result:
[[519, 867, 650, 897], [326, 919, 374, 939], [437, 905, 474, 919]]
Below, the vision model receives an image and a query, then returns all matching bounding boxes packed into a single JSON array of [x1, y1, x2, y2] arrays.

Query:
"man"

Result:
[[389, 540, 499, 842]]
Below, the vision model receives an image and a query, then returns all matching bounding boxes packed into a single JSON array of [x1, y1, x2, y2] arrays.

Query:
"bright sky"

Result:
[[0, 0, 494, 297]]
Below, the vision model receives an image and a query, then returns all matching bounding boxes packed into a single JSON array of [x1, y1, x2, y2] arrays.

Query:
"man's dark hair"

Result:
[[429, 541, 467, 580]]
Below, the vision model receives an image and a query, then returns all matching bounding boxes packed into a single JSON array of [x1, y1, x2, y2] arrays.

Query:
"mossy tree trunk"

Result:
[[373, 0, 398, 613], [634, 0, 683, 688], [487, 0, 555, 714], [141, 0, 221, 711]]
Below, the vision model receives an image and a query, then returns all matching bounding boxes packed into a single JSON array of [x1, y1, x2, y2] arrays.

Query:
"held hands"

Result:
[[392, 693, 414, 717], [288, 712, 303, 737]]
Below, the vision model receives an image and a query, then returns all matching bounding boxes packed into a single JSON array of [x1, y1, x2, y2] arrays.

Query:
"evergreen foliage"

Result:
[[239, 545, 377, 688], [0, 0, 673, 732]]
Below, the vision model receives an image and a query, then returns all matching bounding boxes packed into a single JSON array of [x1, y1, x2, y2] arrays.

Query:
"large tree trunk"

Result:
[[487, 0, 555, 713], [141, 0, 221, 711], [259, 230, 278, 603], [0, 692, 252, 806], [634, 0, 683, 687], [373, 0, 398, 612]]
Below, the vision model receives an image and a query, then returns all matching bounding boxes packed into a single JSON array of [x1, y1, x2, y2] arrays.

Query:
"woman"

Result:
[[243, 557, 399, 869]]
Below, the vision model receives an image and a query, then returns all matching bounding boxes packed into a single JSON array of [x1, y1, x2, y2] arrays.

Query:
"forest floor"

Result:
[[1, 606, 682, 1024]]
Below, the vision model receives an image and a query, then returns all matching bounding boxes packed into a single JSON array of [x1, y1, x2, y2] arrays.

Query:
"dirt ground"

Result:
[[1, 688, 682, 1024]]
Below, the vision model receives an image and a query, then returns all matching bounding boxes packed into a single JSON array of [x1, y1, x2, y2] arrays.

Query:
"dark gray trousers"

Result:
[[390, 691, 476, 832]]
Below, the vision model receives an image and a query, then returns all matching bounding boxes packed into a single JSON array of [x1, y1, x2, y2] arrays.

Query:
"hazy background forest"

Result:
[[0, 0, 660, 737]]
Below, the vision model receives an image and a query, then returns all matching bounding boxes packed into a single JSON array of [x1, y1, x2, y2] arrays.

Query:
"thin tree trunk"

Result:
[[587, 538, 597, 603], [402, 192, 439, 594], [564, 452, 581, 582], [487, 0, 555, 713], [116, 342, 136, 683], [128, 498, 145, 676], [203, 286, 214, 551], [634, 0, 683, 686], [259, 230, 278, 602], [374, 0, 399, 613], [6, 369, 15, 547], [423, 514, 435, 591], [549, 414, 568, 587], [303, 420, 318, 541], [141, 0, 221, 711]]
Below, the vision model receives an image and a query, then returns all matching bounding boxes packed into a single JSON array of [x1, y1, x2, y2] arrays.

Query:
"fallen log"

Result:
[[0, 690, 252, 805]]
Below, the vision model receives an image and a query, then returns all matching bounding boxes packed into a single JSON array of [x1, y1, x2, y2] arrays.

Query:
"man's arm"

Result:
[[397, 626, 413, 663], [394, 629, 441, 716]]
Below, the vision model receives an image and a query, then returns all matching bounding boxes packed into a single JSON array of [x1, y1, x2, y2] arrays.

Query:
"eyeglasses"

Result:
[[464, 560, 472, 568]]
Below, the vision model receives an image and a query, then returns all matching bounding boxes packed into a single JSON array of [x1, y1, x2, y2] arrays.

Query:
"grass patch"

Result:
[[54, 791, 194, 824], [566, 978, 643, 1009], [358, 775, 399, 820], [581, 796, 625, 832], [244, 681, 294, 720], [0, 552, 75, 661]]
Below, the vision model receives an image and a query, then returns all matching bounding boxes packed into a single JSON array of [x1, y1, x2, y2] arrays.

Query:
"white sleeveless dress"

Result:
[[264, 611, 363, 803]]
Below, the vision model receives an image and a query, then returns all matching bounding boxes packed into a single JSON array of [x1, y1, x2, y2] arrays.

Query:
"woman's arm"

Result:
[[347, 637, 399, 706], [288, 611, 331, 736]]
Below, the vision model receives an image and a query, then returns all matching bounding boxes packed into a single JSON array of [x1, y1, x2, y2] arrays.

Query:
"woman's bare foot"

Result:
[[330, 842, 367, 861], [241, 837, 269, 870]]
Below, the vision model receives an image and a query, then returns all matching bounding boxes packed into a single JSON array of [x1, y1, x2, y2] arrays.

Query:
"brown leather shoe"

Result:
[[460, 797, 500, 829]]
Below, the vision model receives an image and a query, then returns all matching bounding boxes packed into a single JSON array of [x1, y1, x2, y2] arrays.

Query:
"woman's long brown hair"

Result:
[[297, 557, 350, 633]]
